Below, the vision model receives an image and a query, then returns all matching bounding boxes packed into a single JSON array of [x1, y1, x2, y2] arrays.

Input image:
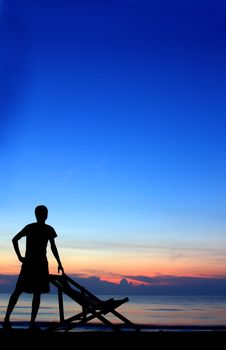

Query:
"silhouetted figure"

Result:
[[3, 205, 64, 331]]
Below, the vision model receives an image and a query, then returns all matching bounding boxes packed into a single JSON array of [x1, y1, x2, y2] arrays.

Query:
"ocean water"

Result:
[[1, 293, 226, 327]]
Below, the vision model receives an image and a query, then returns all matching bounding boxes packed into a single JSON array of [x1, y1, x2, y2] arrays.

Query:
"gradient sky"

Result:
[[1, 0, 226, 284]]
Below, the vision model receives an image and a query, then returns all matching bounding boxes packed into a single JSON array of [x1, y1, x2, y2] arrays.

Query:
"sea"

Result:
[[1, 293, 226, 329]]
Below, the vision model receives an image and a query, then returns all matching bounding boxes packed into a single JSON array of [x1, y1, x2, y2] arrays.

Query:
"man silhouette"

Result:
[[3, 205, 64, 330]]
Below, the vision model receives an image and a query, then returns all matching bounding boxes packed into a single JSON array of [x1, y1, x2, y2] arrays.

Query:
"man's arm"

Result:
[[12, 232, 25, 263], [49, 238, 64, 274]]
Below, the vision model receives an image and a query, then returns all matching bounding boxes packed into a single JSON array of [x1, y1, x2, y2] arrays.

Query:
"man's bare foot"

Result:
[[2, 320, 12, 331]]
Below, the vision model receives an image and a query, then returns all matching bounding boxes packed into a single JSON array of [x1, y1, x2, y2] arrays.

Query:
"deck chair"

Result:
[[49, 273, 140, 332]]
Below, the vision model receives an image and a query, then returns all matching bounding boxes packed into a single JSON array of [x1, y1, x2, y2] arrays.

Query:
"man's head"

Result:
[[35, 205, 48, 223]]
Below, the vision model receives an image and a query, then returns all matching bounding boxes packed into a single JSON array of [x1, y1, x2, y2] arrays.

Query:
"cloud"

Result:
[[62, 238, 226, 261], [129, 274, 226, 295], [1, 273, 226, 295]]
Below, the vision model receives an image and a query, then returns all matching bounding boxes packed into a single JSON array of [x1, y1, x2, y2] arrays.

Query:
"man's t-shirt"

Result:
[[18, 222, 57, 262]]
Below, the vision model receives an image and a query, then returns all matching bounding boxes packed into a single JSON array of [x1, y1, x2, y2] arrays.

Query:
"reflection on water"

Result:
[[0, 294, 226, 325]]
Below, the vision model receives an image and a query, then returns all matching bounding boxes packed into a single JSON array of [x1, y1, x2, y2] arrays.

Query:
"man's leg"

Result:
[[30, 292, 41, 328], [3, 288, 22, 328]]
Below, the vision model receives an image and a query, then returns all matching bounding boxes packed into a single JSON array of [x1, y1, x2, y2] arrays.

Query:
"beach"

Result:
[[0, 322, 225, 349], [0, 329, 225, 349], [1, 293, 226, 347]]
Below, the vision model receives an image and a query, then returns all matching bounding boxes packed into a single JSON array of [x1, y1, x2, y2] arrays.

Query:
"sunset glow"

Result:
[[1, 0, 226, 295]]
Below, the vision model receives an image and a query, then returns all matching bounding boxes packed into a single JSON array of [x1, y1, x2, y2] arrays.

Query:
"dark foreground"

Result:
[[0, 328, 226, 349]]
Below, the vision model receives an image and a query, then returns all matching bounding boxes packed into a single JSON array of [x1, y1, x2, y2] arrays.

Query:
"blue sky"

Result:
[[0, 0, 226, 283]]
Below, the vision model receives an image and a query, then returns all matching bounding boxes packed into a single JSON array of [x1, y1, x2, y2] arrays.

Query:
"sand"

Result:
[[0, 324, 225, 349]]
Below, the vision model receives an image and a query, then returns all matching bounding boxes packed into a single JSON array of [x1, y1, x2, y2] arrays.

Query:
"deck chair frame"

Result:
[[49, 273, 139, 332]]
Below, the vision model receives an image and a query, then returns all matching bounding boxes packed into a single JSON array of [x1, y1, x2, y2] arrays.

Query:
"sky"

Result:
[[0, 0, 226, 291]]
